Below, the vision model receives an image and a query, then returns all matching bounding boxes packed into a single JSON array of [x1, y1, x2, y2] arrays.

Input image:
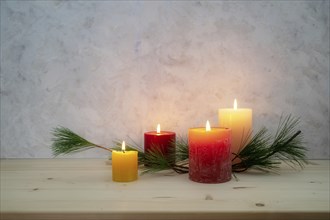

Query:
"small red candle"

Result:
[[189, 121, 231, 183], [144, 124, 176, 158]]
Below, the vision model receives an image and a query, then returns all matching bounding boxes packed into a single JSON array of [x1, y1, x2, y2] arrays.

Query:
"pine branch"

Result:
[[140, 138, 189, 174], [232, 128, 279, 172], [175, 135, 189, 161], [50, 114, 307, 175], [140, 147, 173, 174], [51, 127, 112, 156], [232, 115, 308, 172]]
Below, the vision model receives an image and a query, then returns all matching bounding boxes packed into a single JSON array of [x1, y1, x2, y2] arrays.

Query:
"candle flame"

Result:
[[234, 99, 238, 110], [122, 141, 126, 151], [157, 124, 161, 134], [206, 120, 211, 131]]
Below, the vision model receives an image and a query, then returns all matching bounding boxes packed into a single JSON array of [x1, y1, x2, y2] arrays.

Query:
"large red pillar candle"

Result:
[[189, 121, 232, 183], [144, 124, 176, 157]]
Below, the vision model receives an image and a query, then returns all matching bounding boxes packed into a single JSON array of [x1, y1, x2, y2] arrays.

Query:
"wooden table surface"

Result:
[[0, 159, 329, 220]]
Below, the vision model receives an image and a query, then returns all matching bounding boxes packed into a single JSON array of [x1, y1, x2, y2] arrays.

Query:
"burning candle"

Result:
[[112, 141, 138, 182], [218, 99, 252, 158], [189, 121, 231, 183], [144, 124, 176, 158]]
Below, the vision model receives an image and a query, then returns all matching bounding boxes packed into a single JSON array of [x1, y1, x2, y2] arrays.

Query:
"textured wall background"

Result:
[[1, 1, 329, 159]]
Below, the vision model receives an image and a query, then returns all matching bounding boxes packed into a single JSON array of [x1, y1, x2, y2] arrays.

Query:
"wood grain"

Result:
[[1, 159, 329, 220]]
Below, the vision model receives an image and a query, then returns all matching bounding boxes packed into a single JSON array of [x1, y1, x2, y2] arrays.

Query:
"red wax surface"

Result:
[[144, 131, 176, 156], [189, 127, 231, 183]]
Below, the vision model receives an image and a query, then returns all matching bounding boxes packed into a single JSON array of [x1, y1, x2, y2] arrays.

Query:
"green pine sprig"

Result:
[[141, 146, 173, 174], [175, 135, 189, 161], [50, 114, 308, 174], [140, 141, 189, 174], [232, 115, 307, 172], [51, 127, 112, 156]]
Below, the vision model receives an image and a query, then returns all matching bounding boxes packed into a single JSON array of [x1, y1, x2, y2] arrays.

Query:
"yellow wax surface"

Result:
[[189, 127, 230, 144], [112, 150, 138, 182], [218, 108, 252, 156]]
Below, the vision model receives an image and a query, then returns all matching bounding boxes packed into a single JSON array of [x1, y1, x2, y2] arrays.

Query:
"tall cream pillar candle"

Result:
[[218, 99, 252, 159]]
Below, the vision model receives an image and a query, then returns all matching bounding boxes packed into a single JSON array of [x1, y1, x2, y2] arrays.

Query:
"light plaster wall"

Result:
[[1, 1, 329, 158]]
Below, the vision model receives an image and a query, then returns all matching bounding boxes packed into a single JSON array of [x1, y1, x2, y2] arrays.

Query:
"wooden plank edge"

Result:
[[1, 211, 329, 220]]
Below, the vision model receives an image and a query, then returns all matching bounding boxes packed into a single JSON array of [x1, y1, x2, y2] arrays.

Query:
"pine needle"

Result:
[[140, 139, 189, 174], [140, 147, 173, 174], [175, 135, 189, 161], [232, 115, 308, 172], [51, 127, 111, 156]]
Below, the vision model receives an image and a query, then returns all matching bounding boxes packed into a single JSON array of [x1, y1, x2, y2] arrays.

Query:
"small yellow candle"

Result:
[[218, 99, 252, 158], [112, 141, 138, 182]]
